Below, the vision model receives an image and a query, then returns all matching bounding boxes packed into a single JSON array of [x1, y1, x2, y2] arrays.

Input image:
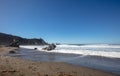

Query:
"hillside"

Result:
[[0, 33, 47, 45]]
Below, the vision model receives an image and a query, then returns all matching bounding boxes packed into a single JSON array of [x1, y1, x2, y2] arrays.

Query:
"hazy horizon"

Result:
[[0, 0, 120, 44]]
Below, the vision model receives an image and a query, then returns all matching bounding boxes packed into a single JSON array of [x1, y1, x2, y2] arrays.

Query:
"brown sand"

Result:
[[0, 46, 18, 54], [0, 47, 119, 76]]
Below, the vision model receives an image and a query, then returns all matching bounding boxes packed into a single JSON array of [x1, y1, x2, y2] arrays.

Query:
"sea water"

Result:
[[9, 44, 120, 75], [20, 44, 120, 58]]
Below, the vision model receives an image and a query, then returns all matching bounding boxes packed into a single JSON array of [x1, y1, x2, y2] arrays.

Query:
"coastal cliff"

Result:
[[0, 32, 47, 45]]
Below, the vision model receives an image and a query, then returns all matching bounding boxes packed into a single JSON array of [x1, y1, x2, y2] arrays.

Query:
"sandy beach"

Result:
[[0, 46, 119, 76], [0, 46, 18, 54]]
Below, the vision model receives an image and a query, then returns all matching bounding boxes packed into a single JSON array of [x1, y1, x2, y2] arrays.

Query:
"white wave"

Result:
[[57, 44, 120, 48], [80, 45, 120, 48], [47, 49, 120, 58], [58, 45, 80, 48], [20, 44, 120, 58], [20, 45, 48, 50]]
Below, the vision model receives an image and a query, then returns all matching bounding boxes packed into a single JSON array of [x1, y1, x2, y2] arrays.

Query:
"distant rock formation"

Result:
[[42, 43, 56, 51], [9, 39, 19, 47], [0, 32, 47, 45]]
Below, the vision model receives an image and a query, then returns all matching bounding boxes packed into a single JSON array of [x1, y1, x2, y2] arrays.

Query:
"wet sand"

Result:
[[0, 46, 18, 54], [0, 46, 119, 76]]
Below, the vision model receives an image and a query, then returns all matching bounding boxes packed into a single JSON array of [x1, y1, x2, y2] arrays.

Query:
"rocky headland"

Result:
[[0, 32, 47, 45]]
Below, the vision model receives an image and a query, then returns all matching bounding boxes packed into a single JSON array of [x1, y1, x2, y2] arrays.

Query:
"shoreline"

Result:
[[0, 46, 119, 76], [0, 56, 119, 76]]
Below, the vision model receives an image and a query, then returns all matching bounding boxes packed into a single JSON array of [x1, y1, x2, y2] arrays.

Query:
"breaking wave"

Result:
[[20, 44, 120, 58]]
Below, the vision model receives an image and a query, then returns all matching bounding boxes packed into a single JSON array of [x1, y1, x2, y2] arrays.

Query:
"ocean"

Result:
[[8, 44, 120, 75]]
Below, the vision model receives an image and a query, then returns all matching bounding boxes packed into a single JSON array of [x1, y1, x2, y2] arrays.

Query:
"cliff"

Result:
[[0, 33, 47, 45]]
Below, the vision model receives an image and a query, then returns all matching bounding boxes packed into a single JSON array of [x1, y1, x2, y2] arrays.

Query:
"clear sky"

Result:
[[0, 0, 120, 44]]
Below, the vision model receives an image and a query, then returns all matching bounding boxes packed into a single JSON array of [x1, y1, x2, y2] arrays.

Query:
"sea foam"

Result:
[[20, 44, 120, 58]]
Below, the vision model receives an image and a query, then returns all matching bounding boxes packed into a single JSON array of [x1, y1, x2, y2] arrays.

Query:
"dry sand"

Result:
[[0, 46, 119, 76]]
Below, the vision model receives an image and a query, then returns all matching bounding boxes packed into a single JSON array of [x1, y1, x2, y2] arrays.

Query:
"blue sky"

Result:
[[0, 0, 120, 44]]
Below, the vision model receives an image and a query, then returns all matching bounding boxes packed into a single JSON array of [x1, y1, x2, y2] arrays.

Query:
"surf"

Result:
[[20, 44, 120, 58]]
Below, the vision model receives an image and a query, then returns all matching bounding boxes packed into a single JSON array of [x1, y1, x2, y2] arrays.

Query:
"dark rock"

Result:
[[42, 44, 56, 51], [49, 43, 56, 49], [34, 48, 37, 50], [9, 50, 16, 53], [55, 43, 61, 45]]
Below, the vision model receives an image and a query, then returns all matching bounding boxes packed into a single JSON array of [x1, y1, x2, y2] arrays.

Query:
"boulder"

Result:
[[34, 48, 37, 50], [9, 50, 16, 54], [42, 44, 56, 51]]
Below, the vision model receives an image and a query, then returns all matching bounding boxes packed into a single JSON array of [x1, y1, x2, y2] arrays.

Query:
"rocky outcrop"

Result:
[[42, 44, 56, 51], [9, 39, 19, 47], [9, 50, 16, 54], [0, 32, 47, 45]]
